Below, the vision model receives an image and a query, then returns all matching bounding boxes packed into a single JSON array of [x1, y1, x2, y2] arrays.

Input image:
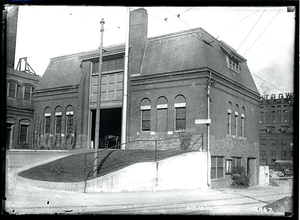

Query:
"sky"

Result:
[[11, 5, 296, 96]]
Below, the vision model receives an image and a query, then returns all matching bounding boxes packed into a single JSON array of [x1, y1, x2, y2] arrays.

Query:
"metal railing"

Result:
[[84, 133, 203, 181]]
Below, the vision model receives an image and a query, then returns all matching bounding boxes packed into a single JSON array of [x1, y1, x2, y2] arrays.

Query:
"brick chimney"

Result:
[[129, 8, 148, 75], [5, 6, 19, 69]]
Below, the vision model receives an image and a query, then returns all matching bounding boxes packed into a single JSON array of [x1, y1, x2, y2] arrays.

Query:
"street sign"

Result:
[[195, 119, 211, 124]]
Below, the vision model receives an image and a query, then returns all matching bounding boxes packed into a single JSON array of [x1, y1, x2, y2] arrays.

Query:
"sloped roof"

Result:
[[140, 27, 259, 94], [35, 54, 82, 91]]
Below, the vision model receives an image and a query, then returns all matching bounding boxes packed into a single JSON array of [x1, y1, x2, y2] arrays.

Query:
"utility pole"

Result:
[[93, 18, 105, 177], [121, 7, 130, 150]]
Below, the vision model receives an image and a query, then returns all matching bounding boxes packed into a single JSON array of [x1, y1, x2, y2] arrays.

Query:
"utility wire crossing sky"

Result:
[[12, 6, 296, 95]]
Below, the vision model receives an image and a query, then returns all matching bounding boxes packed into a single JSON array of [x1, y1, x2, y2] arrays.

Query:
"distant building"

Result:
[[259, 93, 294, 165], [32, 8, 260, 187]]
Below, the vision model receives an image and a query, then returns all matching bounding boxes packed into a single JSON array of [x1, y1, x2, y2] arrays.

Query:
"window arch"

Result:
[[174, 95, 186, 131], [55, 106, 62, 134], [44, 107, 51, 134], [140, 98, 151, 131], [157, 97, 168, 132], [66, 105, 74, 134]]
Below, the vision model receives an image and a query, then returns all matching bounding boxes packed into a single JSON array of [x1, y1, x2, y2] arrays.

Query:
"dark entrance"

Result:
[[6, 123, 13, 149], [91, 108, 122, 148]]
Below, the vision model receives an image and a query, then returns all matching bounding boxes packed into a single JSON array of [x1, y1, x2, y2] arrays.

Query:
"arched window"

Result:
[[234, 104, 239, 137], [174, 95, 186, 131], [66, 105, 74, 134], [44, 107, 51, 134], [157, 97, 168, 132], [241, 107, 245, 137], [227, 102, 232, 136], [140, 98, 151, 131], [55, 106, 62, 134]]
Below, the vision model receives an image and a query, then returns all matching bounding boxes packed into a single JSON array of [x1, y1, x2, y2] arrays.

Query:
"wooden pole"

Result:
[[93, 18, 105, 177]]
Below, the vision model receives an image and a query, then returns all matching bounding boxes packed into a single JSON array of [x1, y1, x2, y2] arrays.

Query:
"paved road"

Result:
[[4, 150, 294, 215]]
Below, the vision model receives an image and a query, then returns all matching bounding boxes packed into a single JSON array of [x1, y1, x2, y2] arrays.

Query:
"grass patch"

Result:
[[19, 149, 192, 182]]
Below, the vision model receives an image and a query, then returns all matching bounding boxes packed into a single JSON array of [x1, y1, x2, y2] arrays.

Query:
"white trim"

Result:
[[66, 111, 74, 115], [150, 131, 156, 135], [20, 122, 30, 126], [235, 111, 239, 116], [227, 109, 232, 114], [241, 113, 245, 118], [195, 119, 211, 124], [174, 103, 186, 108], [44, 113, 51, 117], [167, 131, 173, 135], [55, 112, 62, 116], [157, 104, 168, 109], [141, 105, 151, 110]]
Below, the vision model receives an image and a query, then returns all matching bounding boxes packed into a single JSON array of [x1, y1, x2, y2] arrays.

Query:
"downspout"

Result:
[[121, 7, 130, 149], [207, 71, 212, 187]]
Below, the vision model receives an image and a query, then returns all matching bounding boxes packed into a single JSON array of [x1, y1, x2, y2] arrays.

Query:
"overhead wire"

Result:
[[163, 8, 291, 94], [237, 9, 266, 51], [216, 9, 261, 39], [243, 9, 281, 56]]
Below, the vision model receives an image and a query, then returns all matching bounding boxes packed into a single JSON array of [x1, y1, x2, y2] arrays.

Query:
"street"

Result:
[[4, 151, 294, 215]]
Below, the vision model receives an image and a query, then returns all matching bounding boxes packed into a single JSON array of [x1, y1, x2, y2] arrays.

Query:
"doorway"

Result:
[[90, 108, 122, 148], [247, 158, 257, 186]]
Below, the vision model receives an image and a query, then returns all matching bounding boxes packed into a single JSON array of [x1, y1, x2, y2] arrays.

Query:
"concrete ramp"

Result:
[[85, 151, 208, 193]]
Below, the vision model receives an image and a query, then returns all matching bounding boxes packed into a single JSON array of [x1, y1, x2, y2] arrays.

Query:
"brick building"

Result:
[[33, 8, 260, 187], [259, 93, 294, 165], [5, 6, 41, 149]]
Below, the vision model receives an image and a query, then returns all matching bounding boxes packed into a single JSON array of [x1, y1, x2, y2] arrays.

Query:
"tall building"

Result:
[[259, 93, 294, 165], [32, 8, 260, 187]]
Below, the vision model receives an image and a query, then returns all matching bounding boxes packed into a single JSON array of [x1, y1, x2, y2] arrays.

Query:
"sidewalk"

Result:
[[4, 150, 293, 215]]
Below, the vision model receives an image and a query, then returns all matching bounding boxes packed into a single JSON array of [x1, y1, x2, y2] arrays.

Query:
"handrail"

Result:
[[84, 133, 203, 181]]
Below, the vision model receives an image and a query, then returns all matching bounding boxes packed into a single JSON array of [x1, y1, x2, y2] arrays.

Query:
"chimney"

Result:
[[129, 8, 148, 75], [5, 6, 19, 69]]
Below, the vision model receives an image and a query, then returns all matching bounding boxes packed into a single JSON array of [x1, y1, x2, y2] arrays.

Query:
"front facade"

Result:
[[32, 8, 260, 187], [259, 93, 294, 165]]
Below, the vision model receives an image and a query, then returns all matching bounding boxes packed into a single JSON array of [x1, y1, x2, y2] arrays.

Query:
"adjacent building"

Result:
[[259, 93, 294, 165], [32, 8, 260, 187], [5, 6, 41, 149]]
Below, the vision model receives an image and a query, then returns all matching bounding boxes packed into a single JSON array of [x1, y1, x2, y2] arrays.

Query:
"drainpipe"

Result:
[[121, 7, 130, 150], [207, 72, 212, 187]]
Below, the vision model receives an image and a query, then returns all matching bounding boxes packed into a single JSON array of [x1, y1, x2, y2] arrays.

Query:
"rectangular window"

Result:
[[228, 110, 232, 135], [261, 139, 266, 145], [23, 86, 32, 100], [66, 114, 73, 134], [225, 159, 232, 174], [175, 107, 186, 131], [45, 116, 51, 134], [272, 115, 276, 123], [277, 115, 281, 123], [157, 108, 167, 132], [271, 139, 275, 145], [211, 156, 224, 179], [55, 115, 62, 134], [19, 124, 28, 143], [235, 113, 238, 137], [232, 157, 242, 168], [141, 109, 151, 131], [241, 114, 245, 137], [8, 82, 17, 98]]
